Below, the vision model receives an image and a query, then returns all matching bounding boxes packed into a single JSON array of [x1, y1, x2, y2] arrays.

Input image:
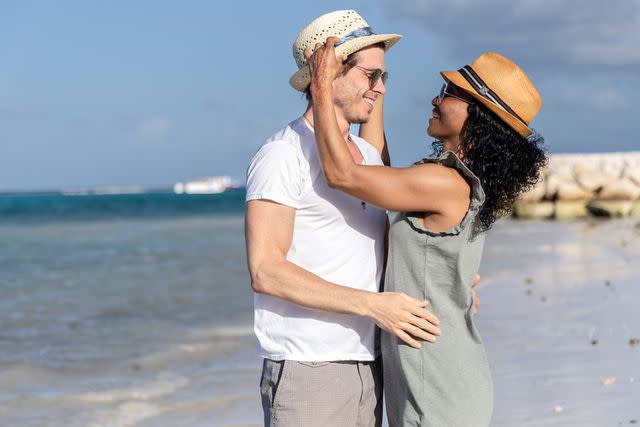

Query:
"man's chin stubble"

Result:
[[352, 115, 370, 125]]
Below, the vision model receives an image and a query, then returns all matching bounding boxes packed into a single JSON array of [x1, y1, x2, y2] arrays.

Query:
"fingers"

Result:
[[397, 295, 441, 339], [392, 316, 439, 348], [303, 37, 342, 62], [414, 306, 439, 326], [411, 317, 441, 337], [400, 292, 428, 307], [472, 274, 480, 288], [397, 292, 440, 327], [303, 43, 325, 64], [473, 294, 480, 315], [398, 308, 440, 339], [396, 330, 422, 349], [471, 274, 480, 315], [400, 322, 438, 343], [405, 299, 439, 326], [303, 44, 324, 63], [471, 274, 481, 315], [372, 292, 442, 346]]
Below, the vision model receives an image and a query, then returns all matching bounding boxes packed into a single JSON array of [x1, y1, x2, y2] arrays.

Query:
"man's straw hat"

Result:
[[441, 52, 541, 137], [289, 10, 401, 92]]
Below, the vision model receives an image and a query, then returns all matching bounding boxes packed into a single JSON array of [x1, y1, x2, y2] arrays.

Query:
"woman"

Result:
[[305, 41, 547, 426]]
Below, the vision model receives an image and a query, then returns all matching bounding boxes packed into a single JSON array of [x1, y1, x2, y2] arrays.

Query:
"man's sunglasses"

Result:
[[437, 82, 475, 104], [353, 66, 388, 89]]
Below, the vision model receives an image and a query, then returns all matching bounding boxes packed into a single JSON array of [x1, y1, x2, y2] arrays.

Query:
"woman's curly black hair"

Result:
[[432, 102, 548, 232]]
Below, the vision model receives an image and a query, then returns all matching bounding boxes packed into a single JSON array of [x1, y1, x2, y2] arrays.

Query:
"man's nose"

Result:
[[373, 79, 387, 95]]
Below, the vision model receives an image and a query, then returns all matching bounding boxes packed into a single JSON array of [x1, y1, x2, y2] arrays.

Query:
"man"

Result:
[[244, 10, 441, 427]]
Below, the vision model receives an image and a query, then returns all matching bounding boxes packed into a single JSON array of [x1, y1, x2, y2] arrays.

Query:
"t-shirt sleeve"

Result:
[[245, 142, 306, 209], [352, 134, 384, 167]]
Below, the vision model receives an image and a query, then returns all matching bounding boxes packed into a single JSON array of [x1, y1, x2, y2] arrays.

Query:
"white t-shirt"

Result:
[[246, 117, 386, 361]]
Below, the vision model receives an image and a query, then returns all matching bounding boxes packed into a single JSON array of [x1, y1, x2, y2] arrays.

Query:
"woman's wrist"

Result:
[[310, 81, 332, 97]]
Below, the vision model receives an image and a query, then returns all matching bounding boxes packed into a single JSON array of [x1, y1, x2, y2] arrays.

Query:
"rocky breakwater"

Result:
[[514, 152, 640, 219]]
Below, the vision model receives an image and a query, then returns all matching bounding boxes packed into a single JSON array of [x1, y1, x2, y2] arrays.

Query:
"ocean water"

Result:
[[0, 190, 259, 426], [2, 192, 638, 426], [0, 189, 246, 223]]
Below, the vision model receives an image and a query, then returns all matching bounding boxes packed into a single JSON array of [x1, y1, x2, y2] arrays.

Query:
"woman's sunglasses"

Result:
[[437, 82, 475, 104]]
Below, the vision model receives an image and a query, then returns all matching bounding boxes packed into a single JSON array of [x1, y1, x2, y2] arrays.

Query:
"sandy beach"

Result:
[[213, 218, 640, 427], [478, 219, 639, 426], [1, 216, 638, 426]]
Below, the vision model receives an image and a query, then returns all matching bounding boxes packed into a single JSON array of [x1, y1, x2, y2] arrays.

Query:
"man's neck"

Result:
[[303, 105, 351, 140]]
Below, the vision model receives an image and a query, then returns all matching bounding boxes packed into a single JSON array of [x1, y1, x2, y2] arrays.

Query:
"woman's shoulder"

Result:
[[415, 151, 485, 207]]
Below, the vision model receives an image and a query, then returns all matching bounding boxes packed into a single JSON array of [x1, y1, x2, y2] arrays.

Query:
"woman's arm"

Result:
[[359, 96, 390, 166], [306, 38, 468, 213]]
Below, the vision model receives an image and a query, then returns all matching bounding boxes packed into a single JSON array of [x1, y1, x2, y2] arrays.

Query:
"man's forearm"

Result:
[[251, 257, 374, 317], [250, 257, 441, 348], [245, 196, 439, 349]]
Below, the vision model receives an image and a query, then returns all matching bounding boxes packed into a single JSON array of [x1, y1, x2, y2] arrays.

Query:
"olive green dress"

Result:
[[382, 151, 493, 427]]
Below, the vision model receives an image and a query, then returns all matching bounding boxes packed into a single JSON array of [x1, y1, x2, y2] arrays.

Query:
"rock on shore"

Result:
[[514, 152, 640, 219]]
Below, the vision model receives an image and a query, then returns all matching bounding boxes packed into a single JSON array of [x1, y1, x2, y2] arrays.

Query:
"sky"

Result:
[[1, 0, 639, 191]]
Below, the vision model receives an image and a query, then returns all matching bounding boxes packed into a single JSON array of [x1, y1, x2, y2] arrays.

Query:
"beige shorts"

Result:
[[260, 358, 382, 427]]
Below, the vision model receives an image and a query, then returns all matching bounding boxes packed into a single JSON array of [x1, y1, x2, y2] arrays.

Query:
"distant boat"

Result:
[[173, 176, 239, 194]]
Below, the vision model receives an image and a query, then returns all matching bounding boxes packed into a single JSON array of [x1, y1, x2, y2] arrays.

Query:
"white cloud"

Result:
[[384, 0, 640, 72], [136, 117, 170, 141]]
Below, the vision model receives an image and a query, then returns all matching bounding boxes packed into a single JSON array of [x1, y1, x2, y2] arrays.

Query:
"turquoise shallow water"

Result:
[[0, 214, 252, 367], [0, 189, 245, 223], [0, 191, 259, 425]]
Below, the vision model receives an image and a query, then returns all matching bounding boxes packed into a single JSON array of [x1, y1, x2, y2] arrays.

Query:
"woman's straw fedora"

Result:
[[289, 10, 401, 92], [441, 52, 541, 137]]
